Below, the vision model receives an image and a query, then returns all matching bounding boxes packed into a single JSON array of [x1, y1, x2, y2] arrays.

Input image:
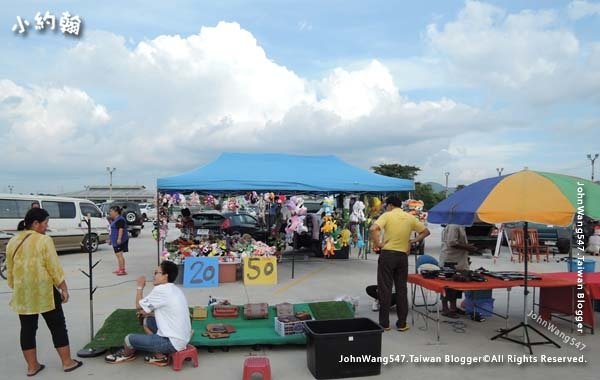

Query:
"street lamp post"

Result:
[[444, 172, 450, 198], [496, 167, 504, 176], [106, 167, 116, 201], [587, 154, 599, 182]]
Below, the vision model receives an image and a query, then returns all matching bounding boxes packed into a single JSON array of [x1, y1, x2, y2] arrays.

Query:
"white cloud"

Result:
[[0, 21, 538, 190], [568, 1, 600, 19], [426, 1, 600, 104], [43, 22, 496, 169], [0, 80, 110, 168]]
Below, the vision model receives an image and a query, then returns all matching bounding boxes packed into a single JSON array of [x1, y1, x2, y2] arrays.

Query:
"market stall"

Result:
[[155, 153, 414, 280]]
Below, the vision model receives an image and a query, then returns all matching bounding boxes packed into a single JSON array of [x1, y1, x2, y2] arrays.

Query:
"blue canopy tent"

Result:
[[157, 153, 414, 193]]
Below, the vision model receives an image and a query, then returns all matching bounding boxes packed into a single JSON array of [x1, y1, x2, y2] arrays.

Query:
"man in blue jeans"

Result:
[[105, 261, 192, 366]]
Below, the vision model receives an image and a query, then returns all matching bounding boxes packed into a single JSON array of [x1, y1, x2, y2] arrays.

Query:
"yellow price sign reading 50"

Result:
[[243, 256, 278, 285]]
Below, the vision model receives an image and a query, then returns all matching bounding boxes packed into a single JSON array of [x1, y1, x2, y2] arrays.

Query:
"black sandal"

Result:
[[64, 359, 83, 372], [27, 364, 45, 377], [442, 310, 459, 319]]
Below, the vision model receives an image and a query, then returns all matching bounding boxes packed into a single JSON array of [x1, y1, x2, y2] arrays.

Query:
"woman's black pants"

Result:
[[18, 288, 69, 350]]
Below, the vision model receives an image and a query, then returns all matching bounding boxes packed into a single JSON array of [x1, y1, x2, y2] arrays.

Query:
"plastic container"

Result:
[[219, 262, 238, 283], [463, 298, 494, 317], [327, 246, 350, 260], [274, 316, 310, 336], [465, 290, 493, 300], [304, 318, 383, 379], [567, 258, 596, 273]]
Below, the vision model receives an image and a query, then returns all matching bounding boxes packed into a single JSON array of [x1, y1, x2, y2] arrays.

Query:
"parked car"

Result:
[[99, 201, 144, 238], [0, 230, 13, 279], [464, 223, 501, 253], [465, 222, 571, 254], [0, 194, 109, 253], [191, 211, 268, 241], [139, 203, 157, 221]]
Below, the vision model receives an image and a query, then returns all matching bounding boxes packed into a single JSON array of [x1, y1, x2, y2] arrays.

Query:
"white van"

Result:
[[0, 194, 109, 253]]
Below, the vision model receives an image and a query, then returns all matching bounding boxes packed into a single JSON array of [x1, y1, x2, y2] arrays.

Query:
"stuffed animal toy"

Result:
[[323, 237, 335, 257], [368, 197, 382, 216], [227, 198, 240, 213], [291, 196, 307, 216], [277, 194, 287, 204], [340, 229, 352, 247], [587, 228, 600, 255], [189, 192, 201, 206], [264, 192, 275, 203], [250, 191, 259, 204], [350, 201, 366, 223], [320, 216, 337, 234], [203, 195, 216, 208], [321, 196, 335, 216], [281, 204, 293, 221], [355, 227, 365, 249]]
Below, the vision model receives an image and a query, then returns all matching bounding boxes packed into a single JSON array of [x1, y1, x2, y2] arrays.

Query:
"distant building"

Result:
[[59, 185, 154, 203]]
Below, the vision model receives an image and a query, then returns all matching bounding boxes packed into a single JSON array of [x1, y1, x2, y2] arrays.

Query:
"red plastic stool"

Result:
[[242, 356, 271, 380], [170, 344, 199, 371]]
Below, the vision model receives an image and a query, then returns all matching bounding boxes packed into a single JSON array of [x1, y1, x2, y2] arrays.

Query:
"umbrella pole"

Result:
[[491, 222, 560, 354]]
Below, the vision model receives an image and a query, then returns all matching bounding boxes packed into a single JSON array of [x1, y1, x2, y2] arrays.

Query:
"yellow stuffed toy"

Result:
[[320, 216, 337, 234], [368, 197, 382, 217], [340, 229, 351, 247]]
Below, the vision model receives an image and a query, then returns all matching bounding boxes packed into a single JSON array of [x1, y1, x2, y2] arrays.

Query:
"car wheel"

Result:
[[142, 213, 147, 222], [125, 211, 137, 223], [557, 238, 571, 254], [130, 230, 140, 238], [82, 234, 99, 253], [0, 254, 7, 280]]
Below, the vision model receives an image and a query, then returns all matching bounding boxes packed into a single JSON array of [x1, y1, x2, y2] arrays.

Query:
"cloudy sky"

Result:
[[1, 0, 599, 194]]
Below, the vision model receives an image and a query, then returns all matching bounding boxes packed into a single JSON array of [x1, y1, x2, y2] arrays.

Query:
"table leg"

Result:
[[436, 293, 441, 343], [506, 288, 511, 331]]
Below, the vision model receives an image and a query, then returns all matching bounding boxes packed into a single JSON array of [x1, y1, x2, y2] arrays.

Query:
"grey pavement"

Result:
[[0, 223, 597, 379]]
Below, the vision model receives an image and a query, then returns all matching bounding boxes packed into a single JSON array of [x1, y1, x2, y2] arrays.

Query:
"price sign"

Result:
[[183, 257, 219, 288], [243, 256, 277, 285]]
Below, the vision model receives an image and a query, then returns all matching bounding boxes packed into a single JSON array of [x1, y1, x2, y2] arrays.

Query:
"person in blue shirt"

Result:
[[109, 206, 129, 276]]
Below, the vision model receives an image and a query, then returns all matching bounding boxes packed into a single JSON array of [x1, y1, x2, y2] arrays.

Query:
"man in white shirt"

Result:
[[105, 261, 192, 366]]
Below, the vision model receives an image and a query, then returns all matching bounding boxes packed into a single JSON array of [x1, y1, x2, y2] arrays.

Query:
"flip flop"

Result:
[[64, 359, 83, 372], [27, 364, 45, 377]]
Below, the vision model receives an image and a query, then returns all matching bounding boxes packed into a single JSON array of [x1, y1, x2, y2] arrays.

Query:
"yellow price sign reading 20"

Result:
[[243, 256, 278, 285]]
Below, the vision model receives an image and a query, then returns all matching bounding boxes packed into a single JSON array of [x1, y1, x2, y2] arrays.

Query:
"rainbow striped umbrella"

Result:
[[428, 170, 600, 226]]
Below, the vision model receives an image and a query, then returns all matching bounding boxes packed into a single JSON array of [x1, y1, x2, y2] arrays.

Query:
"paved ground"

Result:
[[0, 223, 597, 379]]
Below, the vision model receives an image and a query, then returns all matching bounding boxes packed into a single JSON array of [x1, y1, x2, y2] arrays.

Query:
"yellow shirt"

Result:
[[374, 208, 427, 253], [6, 231, 65, 315]]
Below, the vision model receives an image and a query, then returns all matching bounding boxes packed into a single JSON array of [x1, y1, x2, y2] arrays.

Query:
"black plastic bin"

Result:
[[327, 246, 350, 260], [304, 318, 384, 379]]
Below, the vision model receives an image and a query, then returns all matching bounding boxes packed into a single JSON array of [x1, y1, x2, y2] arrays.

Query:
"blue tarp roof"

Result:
[[157, 153, 414, 193]]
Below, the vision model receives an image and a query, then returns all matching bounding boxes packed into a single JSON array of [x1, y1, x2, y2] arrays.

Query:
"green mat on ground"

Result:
[[85, 301, 354, 349], [85, 309, 144, 349], [309, 301, 355, 320]]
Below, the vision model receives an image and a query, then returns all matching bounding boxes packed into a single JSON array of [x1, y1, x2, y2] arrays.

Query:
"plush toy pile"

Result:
[[320, 215, 351, 257], [403, 199, 428, 223], [162, 233, 277, 265]]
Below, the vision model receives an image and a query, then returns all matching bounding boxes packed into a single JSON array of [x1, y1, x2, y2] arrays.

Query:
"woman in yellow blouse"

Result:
[[6, 208, 83, 376]]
